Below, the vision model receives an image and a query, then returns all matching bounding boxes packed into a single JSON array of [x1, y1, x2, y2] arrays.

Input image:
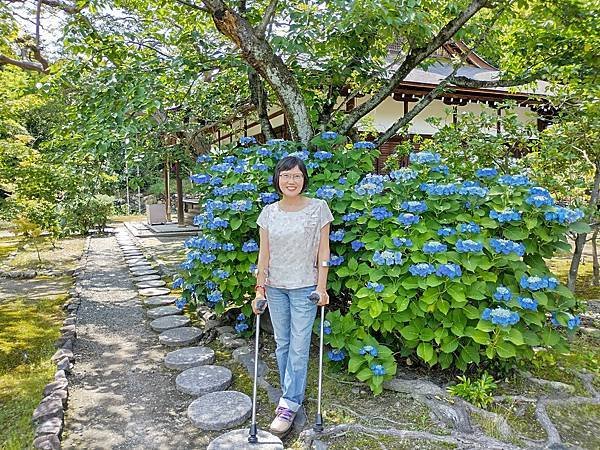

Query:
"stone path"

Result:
[[62, 227, 277, 449]]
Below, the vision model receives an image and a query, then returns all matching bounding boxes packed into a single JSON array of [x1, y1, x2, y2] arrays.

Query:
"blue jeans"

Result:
[[266, 285, 317, 412]]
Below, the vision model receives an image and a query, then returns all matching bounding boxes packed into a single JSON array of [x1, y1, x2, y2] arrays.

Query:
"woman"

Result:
[[253, 155, 333, 436]]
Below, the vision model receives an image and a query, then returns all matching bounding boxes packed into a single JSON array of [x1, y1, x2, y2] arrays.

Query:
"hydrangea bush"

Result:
[[175, 133, 584, 394]]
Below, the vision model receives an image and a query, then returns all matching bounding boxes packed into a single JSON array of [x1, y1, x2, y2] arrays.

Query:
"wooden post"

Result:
[[164, 159, 171, 222], [175, 161, 184, 226]]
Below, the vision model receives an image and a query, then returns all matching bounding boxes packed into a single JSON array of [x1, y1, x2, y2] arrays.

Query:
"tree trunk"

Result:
[[164, 159, 171, 222], [175, 161, 184, 226], [248, 67, 275, 140], [203, 0, 313, 145], [592, 228, 599, 286], [568, 163, 600, 291]]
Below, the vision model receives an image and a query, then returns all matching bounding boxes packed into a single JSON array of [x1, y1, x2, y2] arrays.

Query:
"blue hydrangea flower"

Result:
[[459, 184, 488, 198], [544, 207, 585, 225], [321, 131, 338, 140], [209, 176, 223, 186], [190, 173, 211, 184], [199, 252, 216, 264], [353, 141, 376, 149], [339, 177, 347, 185], [212, 186, 233, 196], [205, 281, 216, 290], [430, 164, 449, 175], [567, 315, 581, 330], [236, 313, 245, 321], [438, 227, 456, 237], [481, 307, 520, 327], [223, 156, 237, 164], [517, 296, 538, 311], [233, 163, 246, 174], [409, 263, 436, 277], [233, 182, 257, 192], [172, 278, 184, 289], [359, 345, 378, 357], [392, 237, 413, 248], [397, 213, 420, 227], [401, 201, 427, 214], [327, 349, 346, 361], [252, 162, 269, 171], [290, 149, 310, 160], [498, 174, 531, 187], [493, 286, 512, 302], [205, 199, 229, 213], [366, 282, 384, 293], [229, 200, 253, 212], [211, 162, 233, 173], [212, 269, 230, 279], [389, 168, 418, 182], [206, 290, 223, 304], [526, 193, 555, 208], [306, 161, 319, 170], [248, 264, 257, 274], [371, 206, 393, 220], [420, 182, 457, 196], [372, 250, 403, 266], [422, 241, 448, 254], [239, 136, 257, 145], [197, 154, 212, 163], [206, 217, 229, 230], [455, 239, 483, 253], [351, 240, 365, 251], [409, 151, 441, 165], [476, 167, 498, 178], [489, 238, 525, 257], [223, 243, 235, 251], [234, 322, 249, 333], [314, 150, 333, 160], [354, 174, 386, 196], [490, 209, 522, 223], [460, 222, 481, 234], [175, 297, 187, 310], [342, 212, 362, 222], [436, 263, 462, 279], [329, 255, 345, 266], [242, 239, 259, 252], [519, 275, 559, 291], [316, 185, 344, 200], [330, 230, 345, 242], [257, 147, 272, 157], [266, 138, 285, 146], [370, 364, 386, 376], [323, 320, 331, 335], [260, 192, 279, 204]]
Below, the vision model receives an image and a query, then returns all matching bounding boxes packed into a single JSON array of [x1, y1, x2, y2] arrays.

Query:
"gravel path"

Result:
[[62, 233, 208, 449]]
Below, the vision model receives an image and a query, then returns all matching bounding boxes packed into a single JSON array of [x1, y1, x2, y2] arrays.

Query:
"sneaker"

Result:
[[269, 406, 296, 436]]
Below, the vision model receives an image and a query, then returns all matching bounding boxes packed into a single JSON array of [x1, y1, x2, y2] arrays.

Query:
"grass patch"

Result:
[[547, 403, 600, 449], [7, 236, 84, 271], [0, 236, 19, 261], [0, 295, 66, 449], [108, 214, 146, 224]]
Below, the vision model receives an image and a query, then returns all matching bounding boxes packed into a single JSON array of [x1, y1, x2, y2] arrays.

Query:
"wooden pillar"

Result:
[[175, 161, 184, 226], [164, 159, 171, 222]]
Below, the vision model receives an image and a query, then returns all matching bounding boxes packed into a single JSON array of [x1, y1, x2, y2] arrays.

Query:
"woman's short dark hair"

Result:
[[273, 156, 309, 195]]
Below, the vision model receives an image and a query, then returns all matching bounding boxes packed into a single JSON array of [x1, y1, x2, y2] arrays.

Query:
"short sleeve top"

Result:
[[256, 197, 334, 289]]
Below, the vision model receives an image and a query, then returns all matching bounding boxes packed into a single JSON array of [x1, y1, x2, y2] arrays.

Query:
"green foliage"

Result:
[[61, 194, 115, 234], [177, 133, 582, 390], [447, 373, 497, 409]]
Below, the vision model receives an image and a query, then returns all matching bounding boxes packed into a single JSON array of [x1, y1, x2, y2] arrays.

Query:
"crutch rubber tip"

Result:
[[248, 423, 259, 443], [313, 413, 324, 432]]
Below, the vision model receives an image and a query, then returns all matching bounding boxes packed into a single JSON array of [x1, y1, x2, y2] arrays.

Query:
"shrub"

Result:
[[61, 194, 115, 234], [447, 372, 497, 408], [175, 134, 583, 393]]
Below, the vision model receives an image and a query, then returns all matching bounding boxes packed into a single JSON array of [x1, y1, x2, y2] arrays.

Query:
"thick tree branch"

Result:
[[256, 0, 278, 38], [339, 0, 490, 135], [175, 0, 209, 12], [448, 74, 538, 89], [248, 67, 275, 140], [202, 0, 313, 144], [0, 53, 48, 73], [39, 0, 85, 14]]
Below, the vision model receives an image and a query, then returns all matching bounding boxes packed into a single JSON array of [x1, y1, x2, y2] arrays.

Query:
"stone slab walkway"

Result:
[[61, 232, 209, 449]]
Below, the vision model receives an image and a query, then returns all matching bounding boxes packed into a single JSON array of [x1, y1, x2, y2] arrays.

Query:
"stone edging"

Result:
[[30, 235, 92, 450]]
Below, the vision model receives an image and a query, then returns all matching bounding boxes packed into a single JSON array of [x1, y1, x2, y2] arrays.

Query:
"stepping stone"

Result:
[[188, 391, 251, 430], [139, 287, 170, 297], [147, 305, 183, 319], [175, 365, 232, 396], [123, 252, 143, 257], [131, 269, 159, 277], [121, 247, 139, 252], [144, 296, 177, 307], [128, 260, 150, 267], [207, 429, 283, 450], [136, 280, 166, 289], [130, 264, 153, 272], [134, 274, 162, 282], [150, 315, 191, 332], [164, 346, 215, 370], [159, 327, 202, 347]]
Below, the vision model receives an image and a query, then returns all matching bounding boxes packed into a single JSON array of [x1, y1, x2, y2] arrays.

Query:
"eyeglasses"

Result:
[[279, 174, 304, 182]]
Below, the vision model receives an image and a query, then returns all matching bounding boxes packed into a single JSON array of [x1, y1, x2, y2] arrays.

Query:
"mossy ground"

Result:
[[0, 295, 67, 449], [2, 235, 84, 271]]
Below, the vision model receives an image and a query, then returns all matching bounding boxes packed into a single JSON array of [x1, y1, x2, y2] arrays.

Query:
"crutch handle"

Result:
[[254, 298, 267, 314], [308, 292, 321, 305]]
